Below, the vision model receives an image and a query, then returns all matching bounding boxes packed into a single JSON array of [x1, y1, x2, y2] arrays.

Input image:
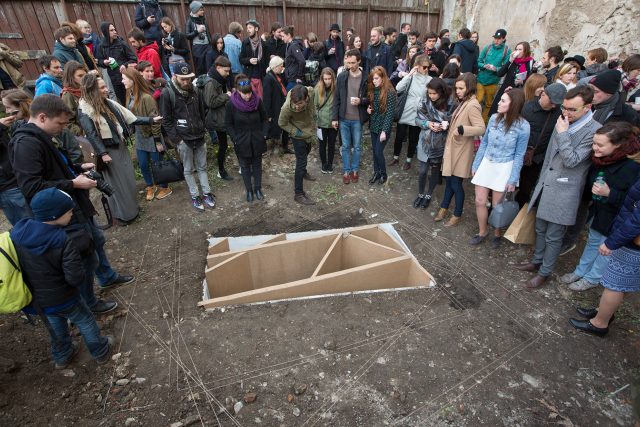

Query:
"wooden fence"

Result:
[[0, 0, 442, 80]]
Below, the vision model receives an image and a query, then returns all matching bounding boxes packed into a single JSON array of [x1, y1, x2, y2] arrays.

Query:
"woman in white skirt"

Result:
[[470, 89, 530, 247]]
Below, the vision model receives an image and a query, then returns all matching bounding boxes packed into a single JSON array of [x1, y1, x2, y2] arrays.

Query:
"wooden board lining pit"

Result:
[[200, 224, 434, 308]]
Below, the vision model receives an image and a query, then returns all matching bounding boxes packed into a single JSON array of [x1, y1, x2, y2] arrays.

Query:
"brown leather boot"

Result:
[[523, 274, 549, 289], [444, 215, 461, 228], [434, 208, 449, 222]]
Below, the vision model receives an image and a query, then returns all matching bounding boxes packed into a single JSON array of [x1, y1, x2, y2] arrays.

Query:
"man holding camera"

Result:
[[134, 0, 165, 47], [10, 95, 131, 314]]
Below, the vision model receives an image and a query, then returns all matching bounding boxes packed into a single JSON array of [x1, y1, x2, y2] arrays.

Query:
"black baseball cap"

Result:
[[493, 29, 507, 39]]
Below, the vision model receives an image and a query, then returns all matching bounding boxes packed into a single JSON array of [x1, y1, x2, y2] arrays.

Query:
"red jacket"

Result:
[[137, 41, 162, 78]]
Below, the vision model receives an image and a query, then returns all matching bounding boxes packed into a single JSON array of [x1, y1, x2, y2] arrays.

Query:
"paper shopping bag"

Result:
[[504, 203, 537, 245]]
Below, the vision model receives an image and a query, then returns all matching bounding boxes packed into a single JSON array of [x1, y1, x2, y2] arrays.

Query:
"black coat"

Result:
[[600, 94, 640, 126], [240, 37, 268, 79], [0, 122, 17, 192], [605, 175, 640, 250], [324, 37, 345, 71], [263, 71, 288, 139], [11, 220, 84, 309], [159, 82, 207, 146], [265, 37, 286, 59], [203, 71, 230, 132], [95, 26, 137, 82], [424, 48, 447, 77], [185, 15, 212, 45], [9, 123, 96, 221], [489, 59, 534, 116], [588, 158, 640, 236], [224, 98, 269, 158], [284, 40, 306, 83], [521, 99, 562, 164], [452, 39, 478, 73], [363, 42, 393, 76], [161, 30, 190, 73]]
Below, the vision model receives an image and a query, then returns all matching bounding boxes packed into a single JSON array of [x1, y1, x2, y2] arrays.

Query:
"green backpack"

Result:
[[0, 232, 32, 314]]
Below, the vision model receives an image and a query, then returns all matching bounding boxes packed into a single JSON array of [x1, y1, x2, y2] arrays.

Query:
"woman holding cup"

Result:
[[414, 78, 454, 209], [469, 88, 529, 247], [487, 41, 535, 117]]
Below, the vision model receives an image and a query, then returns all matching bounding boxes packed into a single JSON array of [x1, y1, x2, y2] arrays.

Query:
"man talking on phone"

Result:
[[515, 85, 602, 290]]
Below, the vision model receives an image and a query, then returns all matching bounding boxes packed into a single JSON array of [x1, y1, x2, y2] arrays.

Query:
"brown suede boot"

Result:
[[434, 208, 449, 222], [444, 215, 462, 228]]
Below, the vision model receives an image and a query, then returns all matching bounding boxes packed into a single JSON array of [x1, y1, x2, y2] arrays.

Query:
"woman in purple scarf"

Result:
[[224, 74, 270, 202]]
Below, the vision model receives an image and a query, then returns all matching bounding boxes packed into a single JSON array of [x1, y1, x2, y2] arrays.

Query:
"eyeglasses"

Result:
[[421, 66, 429, 70], [560, 105, 586, 113]]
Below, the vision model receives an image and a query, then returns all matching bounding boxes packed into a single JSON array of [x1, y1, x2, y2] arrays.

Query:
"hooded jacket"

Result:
[[452, 38, 478, 73], [10, 219, 84, 310], [134, 0, 165, 44], [34, 73, 63, 97], [203, 70, 230, 131], [284, 39, 306, 83], [278, 89, 317, 142], [137, 41, 162, 78], [0, 121, 18, 191], [95, 23, 138, 77], [9, 123, 96, 221], [52, 41, 86, 69]]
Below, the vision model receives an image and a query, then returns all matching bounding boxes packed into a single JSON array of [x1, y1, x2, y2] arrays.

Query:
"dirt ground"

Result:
[[1, 138, 639, 427]]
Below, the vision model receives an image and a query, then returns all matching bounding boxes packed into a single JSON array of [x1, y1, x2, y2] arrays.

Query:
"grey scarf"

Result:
[[249, 36, 263, 62], [592, 92, 619, 124]]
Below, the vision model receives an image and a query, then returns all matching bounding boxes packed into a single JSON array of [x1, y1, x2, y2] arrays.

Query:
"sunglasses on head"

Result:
[[238, 80, 251, 87]]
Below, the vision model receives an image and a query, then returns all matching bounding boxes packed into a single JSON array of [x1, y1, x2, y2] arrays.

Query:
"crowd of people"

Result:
[[1, 0, 640, 369]]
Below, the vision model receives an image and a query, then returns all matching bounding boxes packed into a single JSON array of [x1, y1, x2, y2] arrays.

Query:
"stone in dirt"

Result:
[[523, 373, 541, 389], [294, 383, 307, 395], [243, 392, 257, 403], [124, 418, 136, 426], [116, 379, 130, 386], [60, 369, 75, 377], [293, 406, 301, 417], [287, 394, 295, 403], [234, 401, 243, 414]]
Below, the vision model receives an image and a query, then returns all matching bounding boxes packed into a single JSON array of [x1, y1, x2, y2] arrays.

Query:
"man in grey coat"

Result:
[[515, 86, 602, 289]]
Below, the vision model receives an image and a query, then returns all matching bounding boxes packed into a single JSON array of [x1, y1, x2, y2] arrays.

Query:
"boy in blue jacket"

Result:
[[10, 188, 112, 369]]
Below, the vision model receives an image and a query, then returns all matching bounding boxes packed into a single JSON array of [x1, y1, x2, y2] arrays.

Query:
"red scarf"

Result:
[[592, 137, 640, 166], [274, 72, 286, 96], [513, 56, 533, 73], [61, 86, 81, 99]]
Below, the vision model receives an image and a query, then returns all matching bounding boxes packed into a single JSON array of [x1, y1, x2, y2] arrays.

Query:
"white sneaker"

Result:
[[569, 278, 599, 291], [559, 272, 581, 284]]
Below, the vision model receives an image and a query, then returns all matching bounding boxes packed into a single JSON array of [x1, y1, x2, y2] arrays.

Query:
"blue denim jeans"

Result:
[[83, 217, 117, 295], [46, 298, 110, 364], [573, 227, 609, 284], [339, 120, 362, 174], [370, 132, 387, 175], [136, 149, 167, 188], [441, 176, 465, 216], [0, 187, 32, 226]]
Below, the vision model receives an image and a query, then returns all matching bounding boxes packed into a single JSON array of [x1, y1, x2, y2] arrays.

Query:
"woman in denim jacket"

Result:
[[470, 89, 529, 247]]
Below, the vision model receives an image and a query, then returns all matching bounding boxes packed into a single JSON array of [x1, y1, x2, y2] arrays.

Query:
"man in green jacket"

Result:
[[278, 85, 317, 205], [477, 29, 511, 122]]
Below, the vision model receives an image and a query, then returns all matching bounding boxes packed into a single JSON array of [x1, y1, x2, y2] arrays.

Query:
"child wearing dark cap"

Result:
[[10, 188, 112, 369]]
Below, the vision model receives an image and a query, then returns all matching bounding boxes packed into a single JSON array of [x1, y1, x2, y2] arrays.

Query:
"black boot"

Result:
[[368, 172, 380, 185], [246, 190, 254, 202], [413, 195, 424, 208], [378, 173, 388, 184], [255, 188, 264, 200]]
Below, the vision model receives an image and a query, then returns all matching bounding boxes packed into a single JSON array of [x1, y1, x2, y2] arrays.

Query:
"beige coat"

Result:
[[0, 43, 25, 89], [442, 97, 485, 178]]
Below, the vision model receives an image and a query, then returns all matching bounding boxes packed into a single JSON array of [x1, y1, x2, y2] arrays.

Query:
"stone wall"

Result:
[[441, 0, 639, 59]]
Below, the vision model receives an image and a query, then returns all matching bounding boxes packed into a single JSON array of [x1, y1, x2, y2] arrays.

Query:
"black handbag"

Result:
[[151, 147, 184, 185], [394, 75, 413, 122]]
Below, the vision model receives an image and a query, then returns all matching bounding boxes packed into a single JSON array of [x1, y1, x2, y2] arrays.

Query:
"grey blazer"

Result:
[[529, 118, 602, 226]]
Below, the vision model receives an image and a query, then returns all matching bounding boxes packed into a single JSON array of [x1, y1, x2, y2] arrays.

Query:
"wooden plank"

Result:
[[207, 238, 230, 255], [341, 235, 405, 269], [205, 252, 252, 298], [199, 255, 430, 308], [13, 50, 48, 60], [349, 226, 405, 252], [261, 234, 286, 245], [0, 33, 23, 39], [206, 252, 237, 269], [311, 233, 342, 277]]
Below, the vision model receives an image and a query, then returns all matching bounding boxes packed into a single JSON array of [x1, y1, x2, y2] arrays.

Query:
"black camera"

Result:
[[86, 170, 115, 197], [162, 37, 172, 47]]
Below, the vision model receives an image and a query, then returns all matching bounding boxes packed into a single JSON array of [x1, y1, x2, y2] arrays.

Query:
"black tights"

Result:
[[417, 160, 442, 195]]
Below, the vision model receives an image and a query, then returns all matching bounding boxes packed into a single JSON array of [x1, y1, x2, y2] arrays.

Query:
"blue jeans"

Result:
[[573, 227, 609, 283], [47, 298, 109, 364], [441, 176, 465, 216], [136, 149, 167, 188], [339, 120, 362, 174], [370, 132, 387, 175], [0, 187, 32, 226], [81, 217, 117, 298]]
